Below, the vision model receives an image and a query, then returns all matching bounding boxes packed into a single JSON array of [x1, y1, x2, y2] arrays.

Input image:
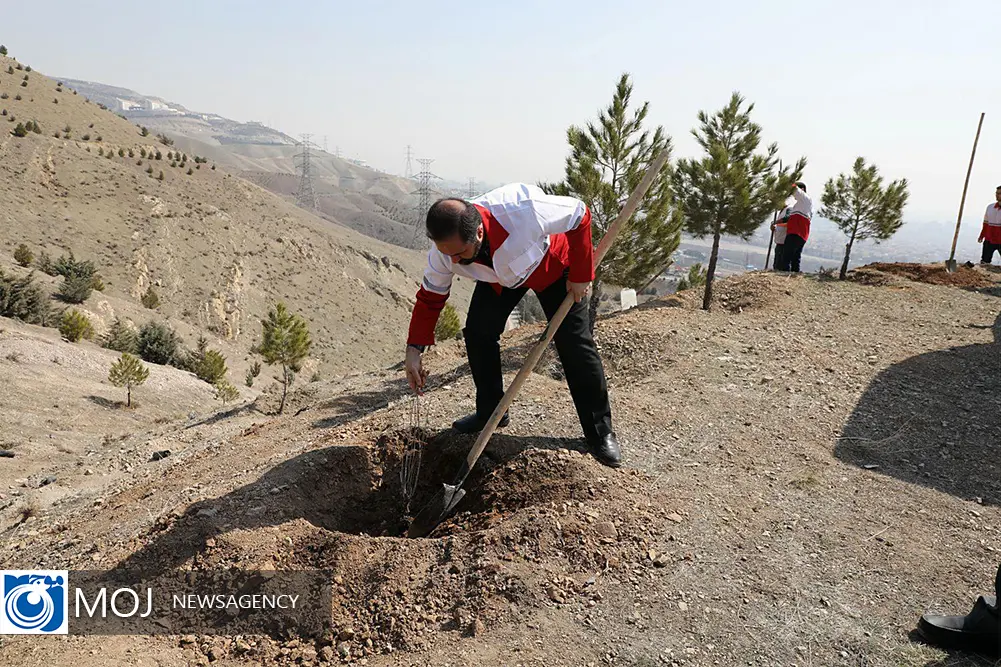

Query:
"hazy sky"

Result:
[[7, 0, 1001, 235]]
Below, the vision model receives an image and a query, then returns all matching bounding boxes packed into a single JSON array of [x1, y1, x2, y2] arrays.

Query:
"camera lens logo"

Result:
[[1, 571, 68, 634]]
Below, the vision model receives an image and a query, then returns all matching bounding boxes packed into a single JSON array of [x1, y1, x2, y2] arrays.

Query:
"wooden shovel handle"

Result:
[[455, 150, 671, 482]]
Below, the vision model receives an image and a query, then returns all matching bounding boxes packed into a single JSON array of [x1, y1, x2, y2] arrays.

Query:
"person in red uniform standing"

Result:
[[780, 181, 812, 273], [403, 183, 621, 468], [980, 185, 1001, 265]]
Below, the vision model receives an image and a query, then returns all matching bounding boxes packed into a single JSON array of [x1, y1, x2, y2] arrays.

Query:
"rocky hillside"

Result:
[[0, 266, 997, 666], [0, 50, 468, 380]]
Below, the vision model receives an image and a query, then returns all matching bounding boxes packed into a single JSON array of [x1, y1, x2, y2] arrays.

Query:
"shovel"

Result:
[[407, 150, 671, 538]]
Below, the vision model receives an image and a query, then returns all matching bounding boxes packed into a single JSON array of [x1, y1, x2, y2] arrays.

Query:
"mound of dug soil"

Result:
[[672, 272, 793, 312], [101, 430, 670, 664], [857, 262, 995, 288]]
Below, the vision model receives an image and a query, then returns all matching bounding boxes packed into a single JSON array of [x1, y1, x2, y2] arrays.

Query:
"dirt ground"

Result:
[[1, 265, 1000, 666]]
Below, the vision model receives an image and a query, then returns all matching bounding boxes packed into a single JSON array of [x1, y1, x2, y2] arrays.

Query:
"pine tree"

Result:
[[540, 73, 681, 331], [674, 92, 805, 310], [102, 317, 139, 354], [214, 380, 240, 404], [137, 321, 179, 365], [258, 302, 312, 414], [434, 303, 461, 341], [140, 286, 159, 309], [57, 274, 93, 304], [59, 309, 95, 342], [821, 157, 909, 279], [188, 336, 228, 384], [245, 360, 261, 388], [108, 352, 150, 408], [676, 263, 707, 291], [14, 243, 33, 267], [0, 269, 53, 325]]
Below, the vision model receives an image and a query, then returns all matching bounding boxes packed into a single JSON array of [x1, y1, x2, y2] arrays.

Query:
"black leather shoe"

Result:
[[452, 411, 509, 434], [917, 565, 1001, 656], [586, 432, 622, 468]]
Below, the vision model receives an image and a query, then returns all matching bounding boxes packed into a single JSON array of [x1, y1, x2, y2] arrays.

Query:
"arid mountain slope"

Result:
[[0, 52, 469, 378]]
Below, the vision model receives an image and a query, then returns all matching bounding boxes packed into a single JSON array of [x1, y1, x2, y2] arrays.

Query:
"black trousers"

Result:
[[772, 243, 786, 271], [982, 241, 1000, 264], [463, 277, 613, 441], [783, 234, 806, 272]]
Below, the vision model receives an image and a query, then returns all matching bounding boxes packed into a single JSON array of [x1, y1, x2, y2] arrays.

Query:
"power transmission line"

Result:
[[411, 158, 438, 249], [294, 134, 318, 211], [405, 145, 414, 179]]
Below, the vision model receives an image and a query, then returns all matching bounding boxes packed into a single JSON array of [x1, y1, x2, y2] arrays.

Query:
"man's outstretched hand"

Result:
[[567, 280, 591, 303], [404, 346, 427, 394]]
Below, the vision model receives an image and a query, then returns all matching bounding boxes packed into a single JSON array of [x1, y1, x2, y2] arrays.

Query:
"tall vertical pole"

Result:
[[948, 112, 985, 271], [764, 160, 782, 270]]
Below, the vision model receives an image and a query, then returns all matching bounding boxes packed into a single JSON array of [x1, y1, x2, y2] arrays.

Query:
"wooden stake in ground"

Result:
[[408, 150, 671, 538], [764, 160, 783, 270], [947, 112, 985, 272]]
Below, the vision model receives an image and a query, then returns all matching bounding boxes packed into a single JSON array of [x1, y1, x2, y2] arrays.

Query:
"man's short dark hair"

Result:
[[426, 198, 480, 243], [795, 181, 807, 192]]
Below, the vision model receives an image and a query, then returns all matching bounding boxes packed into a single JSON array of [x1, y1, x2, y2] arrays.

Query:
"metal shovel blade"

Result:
[[945, 259, 958, 273], [406, 483, 466, 538]]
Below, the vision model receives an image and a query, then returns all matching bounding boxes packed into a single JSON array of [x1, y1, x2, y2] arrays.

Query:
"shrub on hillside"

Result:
[[245, 360, 261, 387], [34, 251, 55, 275], [11, 123, 26, 137], [158, 171, 165, 181], [435, 303, 462, 341], [118, 148, 124, 157], [52, 252, 99, 282], [140, 286, 160, 309], [0, 269, 54, 325], [102, 318, 138, 354], [59, 309, 95, 343], [146, 165, 153, 175], [19, 80, 26, 88], [13, 244, 33, 267], [188, 337, 228, 385], [137, 321, 179, 365], [81, 134, 90, 141], [214, 380, 239, 404], [0, 45, 7, 56], [56, 274, 93, 304]]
